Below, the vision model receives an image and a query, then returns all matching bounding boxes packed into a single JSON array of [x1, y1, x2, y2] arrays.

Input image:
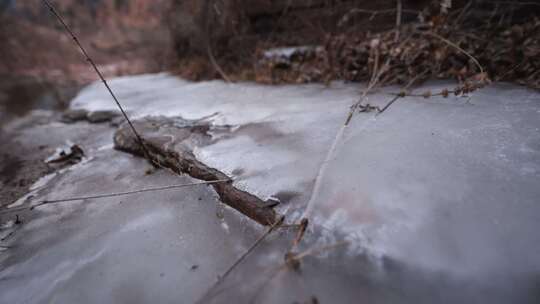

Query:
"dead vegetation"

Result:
[[257, 13, 538, 89], [170, 0, 540, 90]]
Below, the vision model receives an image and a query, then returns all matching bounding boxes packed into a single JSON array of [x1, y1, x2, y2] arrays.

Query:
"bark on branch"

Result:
[[114, 117, 278, 226]]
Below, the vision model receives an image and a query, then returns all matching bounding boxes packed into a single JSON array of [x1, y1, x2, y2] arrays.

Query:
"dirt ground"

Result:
[[0, 129, 52, 209], [0, 1, 173, 209], [0, 78, 114, 209]]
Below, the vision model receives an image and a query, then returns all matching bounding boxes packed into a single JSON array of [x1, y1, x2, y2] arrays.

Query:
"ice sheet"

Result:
[[2, 75, 539, 303]]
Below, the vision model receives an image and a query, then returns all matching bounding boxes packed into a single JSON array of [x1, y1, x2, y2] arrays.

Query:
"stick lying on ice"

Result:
[[114, 116, 278, 226]]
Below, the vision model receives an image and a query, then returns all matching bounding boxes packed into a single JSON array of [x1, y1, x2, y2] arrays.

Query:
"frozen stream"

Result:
[[1, 73, 539, 303]]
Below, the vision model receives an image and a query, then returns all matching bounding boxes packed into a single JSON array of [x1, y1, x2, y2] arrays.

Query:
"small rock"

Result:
[[110, 116, 126, 127], [144, 167, 157, 175], [17, 179, 27, 187], [87, 110, 119, 123], [45, 142, 84, 164], [61, 109, 88, 123]]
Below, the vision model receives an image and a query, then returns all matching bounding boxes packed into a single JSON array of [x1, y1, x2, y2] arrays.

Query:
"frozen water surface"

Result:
[[1, 74, 539, 303]]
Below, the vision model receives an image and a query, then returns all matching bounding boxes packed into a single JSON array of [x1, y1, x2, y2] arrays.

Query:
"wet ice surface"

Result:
[[1, 74, 539, 303], [1, 151, 260, 303]]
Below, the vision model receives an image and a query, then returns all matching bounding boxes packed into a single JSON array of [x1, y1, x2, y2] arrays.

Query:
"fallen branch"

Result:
[[114, 117, 278, 226]]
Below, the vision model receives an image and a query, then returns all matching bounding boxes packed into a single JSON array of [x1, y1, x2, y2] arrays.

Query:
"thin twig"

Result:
[[0, 180, 230, 215], [368, 43, 381, 87], [0, 206, 28, 215], [302, 48, 394, 219], [491, 1, 540, 6], [203, 0, 232, 83], [196, 215, 285, 304], [31, 179, 230, 209], [394, 0, 402, 43], [41, 0, 151, 159], [0, 226, 21, 242], [377, 69, 428, 114], [495, 61, 525, 81], [377, 94, 400, 115], [291, 240, 349, 261], [290, 218, 309, 251], [452, 0, 473, 29], [248, 264, 287, 304], [338, 8, 419, 27], [221, 215, 284, 279], [389, 77, 488, 99], [207, 44, 232, 83], [251, 240, 349, 303], [303, 93, 369, 219], [303, 30, 414, 219], [422, 31, 484, 75]]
